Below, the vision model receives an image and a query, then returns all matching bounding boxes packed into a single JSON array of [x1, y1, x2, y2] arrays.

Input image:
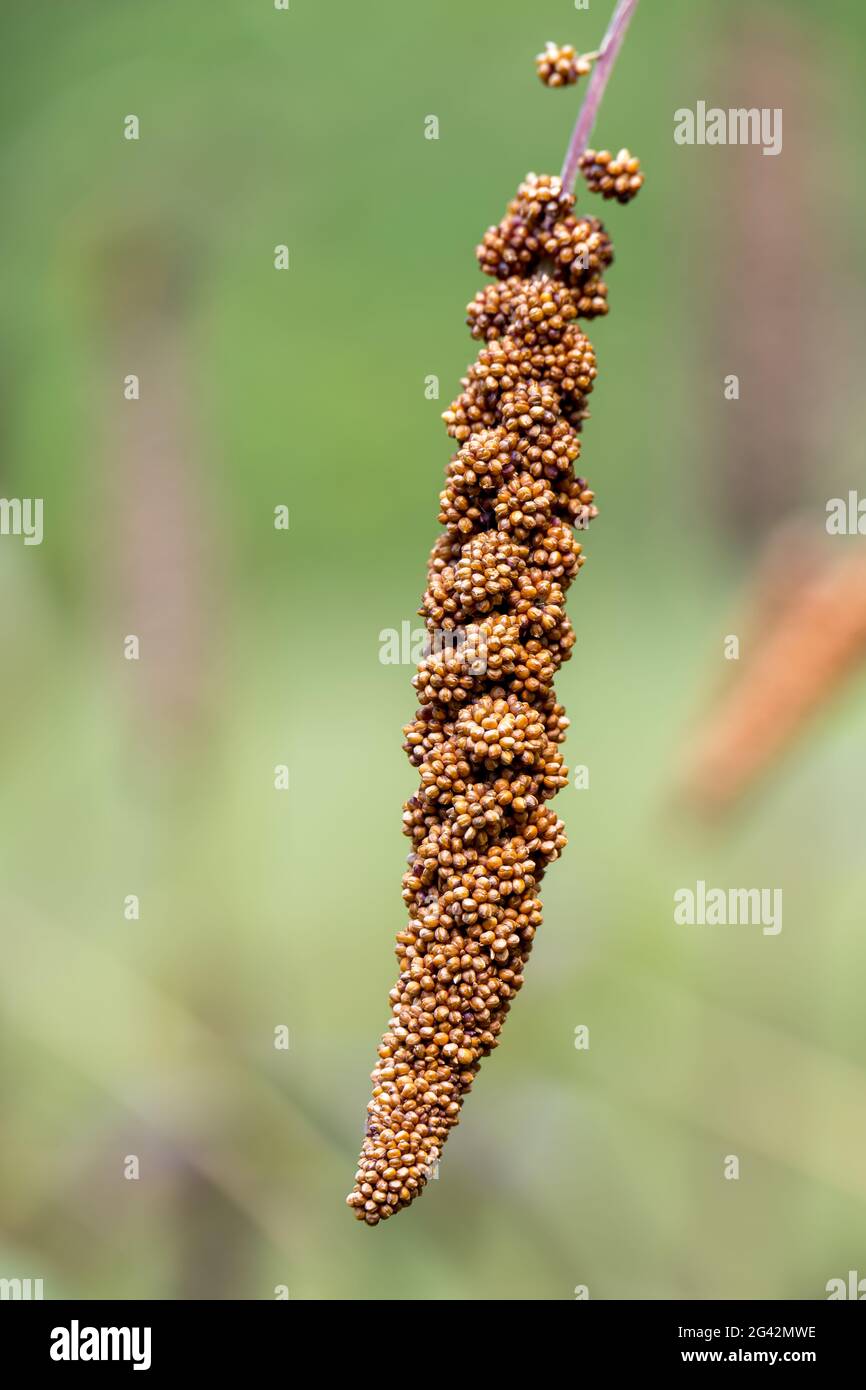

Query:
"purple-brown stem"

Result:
[[560, 0, 641, 190]]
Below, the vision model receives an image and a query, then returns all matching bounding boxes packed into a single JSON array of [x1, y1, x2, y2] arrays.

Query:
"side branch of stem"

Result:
[[559, 0, 640, 190]]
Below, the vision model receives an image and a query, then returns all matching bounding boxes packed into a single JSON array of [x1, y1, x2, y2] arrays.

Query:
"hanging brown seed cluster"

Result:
[[679, 546, 866, 816], [346, 162, 637, 1226], [535, 42, 593, 88], [578, 147, 644, 203]]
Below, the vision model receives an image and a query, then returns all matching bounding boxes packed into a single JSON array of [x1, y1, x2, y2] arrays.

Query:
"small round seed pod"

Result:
[[466, 280, 522, 342], [541, 214, 615, 290], [503, 276, 579, 346], [455, 693, 551, 771], [527, 518, 586, 586], [535, 42, 592, 88], [511, 172, 574, 226], [571, 276, 610, 320], [348, 157, 642, 1223], [448, 426, 520, 495], [442, 380, 498, 442], [476, 213, 543, 281], [494, 471, 557, 541], [476, 174, 575, 280], [578, 147, 644, 203], [403, 705, 454, 768]]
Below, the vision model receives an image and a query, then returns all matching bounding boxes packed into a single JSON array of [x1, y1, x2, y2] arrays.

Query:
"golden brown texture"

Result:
[[346, 173, 616, 1225], [679, 550, 866, 815], [535, 42, 593, 88], [578, 147, 644, 203]]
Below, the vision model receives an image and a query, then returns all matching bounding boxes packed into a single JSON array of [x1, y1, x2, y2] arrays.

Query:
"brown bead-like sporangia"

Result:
[[578, 147, 644, 203], [347, 40, 643, 1225], [535, 42, 593, 89]]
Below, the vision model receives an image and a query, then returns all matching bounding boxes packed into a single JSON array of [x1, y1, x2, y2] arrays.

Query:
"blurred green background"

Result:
[[1, 0, 866, 1300]]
